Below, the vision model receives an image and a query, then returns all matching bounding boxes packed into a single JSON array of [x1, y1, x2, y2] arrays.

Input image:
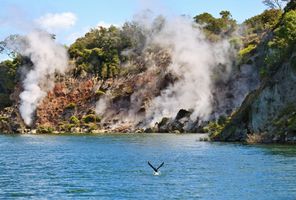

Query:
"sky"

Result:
[[0, 0, 268, 60]]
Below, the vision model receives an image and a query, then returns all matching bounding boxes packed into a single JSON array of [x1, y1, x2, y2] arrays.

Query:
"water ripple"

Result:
[[0, 134, 296, 199]]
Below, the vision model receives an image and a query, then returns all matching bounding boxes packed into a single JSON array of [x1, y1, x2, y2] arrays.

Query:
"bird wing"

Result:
[[148, 161, 158, 172], [156, 162, 164, 170]]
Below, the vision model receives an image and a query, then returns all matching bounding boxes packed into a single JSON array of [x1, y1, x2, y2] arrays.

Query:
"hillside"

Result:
[[212, 1, 296, 143], [0, 2, 295, 144]]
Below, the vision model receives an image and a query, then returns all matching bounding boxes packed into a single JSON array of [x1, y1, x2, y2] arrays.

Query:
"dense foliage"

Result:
[[0, 58, 19, 108], [264, 9, 296, 71], [244, 9, 282, 35], [68, 26, 135, 79], [239, 9, 282, 60], [194, 11, 237, 41]]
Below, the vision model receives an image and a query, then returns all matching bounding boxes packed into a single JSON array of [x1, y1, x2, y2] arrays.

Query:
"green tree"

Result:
[[269, 10, 296, 49], [264, 10, 296, 71], [194, 11, 237, 39], [194, 12, 219, 34], [220, 11, 231, 20], [69, 25, 132, 79], [244, 9, 282, 34], [0, 58, 20, 108]]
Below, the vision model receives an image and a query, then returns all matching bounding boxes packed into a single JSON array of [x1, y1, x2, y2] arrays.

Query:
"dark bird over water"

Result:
[[148, 161, 164, 175]]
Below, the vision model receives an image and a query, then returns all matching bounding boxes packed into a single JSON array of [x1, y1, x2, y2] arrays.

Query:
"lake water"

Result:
[[0, 134, 296, 199]]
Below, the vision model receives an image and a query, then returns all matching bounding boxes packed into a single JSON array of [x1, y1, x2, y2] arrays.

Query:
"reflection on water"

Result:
[[0, 133, 296, 199], [259, 144, 296, 157]]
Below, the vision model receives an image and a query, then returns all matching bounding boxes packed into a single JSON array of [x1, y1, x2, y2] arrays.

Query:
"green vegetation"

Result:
[[240, 9, 283, 69], [272, 104, 296, 136], [285, 0, 296, 11], [85, 123, 99, 131], [68, 20, 150, 78], [1, 4, 296, 140], [264, 9, 296, 71], [204, 115, 231, 139], [70, 116, 80, 125], [82, 114, 101, 124], [194, 11, 237, 41], [69, 26, 133, 79], [59, 122, 75, 132], [239, 44, 257, 60], [269, 10, 296, 49], [37, 125, 54, 134], [0, 58, 20, 108], [238, 6, 296, 81], [244, 9, 282, 36]]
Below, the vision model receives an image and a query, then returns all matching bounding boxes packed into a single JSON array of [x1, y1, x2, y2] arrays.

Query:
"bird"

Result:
[[148, 161, 164, 176]]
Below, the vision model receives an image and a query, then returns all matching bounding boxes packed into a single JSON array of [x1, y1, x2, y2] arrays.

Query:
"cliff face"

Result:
[[212, 3, 296, 143], [213, 57, 296, 143], [198, 8, 295, 143]]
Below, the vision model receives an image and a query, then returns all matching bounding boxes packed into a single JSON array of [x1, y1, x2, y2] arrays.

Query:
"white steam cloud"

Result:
[[36, 12, 77, 31], [142, 16, 233, 124], [93, 14, 236, 129], [7, 30, 69, 125], [96, 97, 108, 116]]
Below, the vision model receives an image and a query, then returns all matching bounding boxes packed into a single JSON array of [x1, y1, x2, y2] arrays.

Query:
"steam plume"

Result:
[[96, 97, 109, 116], [138, 16, 234, 124], [7, 30, 69, 125], [94, 14, 236, 129]]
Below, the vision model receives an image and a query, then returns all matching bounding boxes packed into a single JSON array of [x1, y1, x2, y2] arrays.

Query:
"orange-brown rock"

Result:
[[36, 78, 97, 127]]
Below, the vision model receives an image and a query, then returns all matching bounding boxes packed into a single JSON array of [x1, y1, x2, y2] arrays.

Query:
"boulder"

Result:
[[175, 109, 192, 121]]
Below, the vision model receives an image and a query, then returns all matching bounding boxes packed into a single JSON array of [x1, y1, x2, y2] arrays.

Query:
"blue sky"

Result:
[[0, 0, 267, 57]]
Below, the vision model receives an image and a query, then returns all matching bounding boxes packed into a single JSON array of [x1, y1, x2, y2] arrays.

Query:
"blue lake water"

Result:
[[0, 134, 296, 199]]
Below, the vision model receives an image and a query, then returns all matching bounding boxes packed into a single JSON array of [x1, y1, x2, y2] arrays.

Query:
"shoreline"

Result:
[[1, 131, 295, 145], [0, 131, 209, 136]]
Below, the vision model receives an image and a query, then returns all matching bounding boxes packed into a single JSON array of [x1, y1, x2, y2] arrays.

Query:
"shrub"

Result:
[[86, 123, 98, 131], [244, 9, 282, 34], [194, 11, 237, 39], [265, 10, 296, 67], [239, 44, 257, 58], [37, 125, 54, 134], [82, 114, 101, 124], [70, 116, 80, 125], [204, 115, 231, 139], [68, 25, 129, 78], [59, 122, 75, 132], [275, 10, 296, 45], [203, 121, 224, 138]]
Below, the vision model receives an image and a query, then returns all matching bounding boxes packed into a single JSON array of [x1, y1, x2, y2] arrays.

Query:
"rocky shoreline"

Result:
[[0, 105, 207, 135]]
